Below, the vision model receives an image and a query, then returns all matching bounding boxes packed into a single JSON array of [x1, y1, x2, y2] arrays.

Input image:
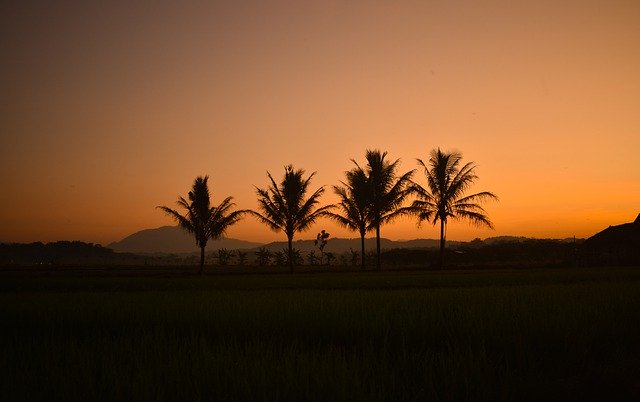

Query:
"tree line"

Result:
[[158, 148, 497, 274]]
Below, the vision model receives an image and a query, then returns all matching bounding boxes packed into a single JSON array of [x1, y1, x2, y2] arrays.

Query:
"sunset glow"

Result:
[[1, 1, 639, 245]]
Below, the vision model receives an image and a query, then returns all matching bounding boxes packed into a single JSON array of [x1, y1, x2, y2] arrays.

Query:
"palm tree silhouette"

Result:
[[358, 150, 415, 271], [157, 176, 246, 274], [326, 166, 370, 270], [250, 165, 334, 273], [412, 148, 498, 268]]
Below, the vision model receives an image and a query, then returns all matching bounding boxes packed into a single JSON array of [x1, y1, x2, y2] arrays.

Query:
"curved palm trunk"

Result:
[[439, 219, 446, 269], [287, 235, 294, 274], [199, 245, 205, 275], [360, 231, 366, 270], [376, 224, 381, 271]]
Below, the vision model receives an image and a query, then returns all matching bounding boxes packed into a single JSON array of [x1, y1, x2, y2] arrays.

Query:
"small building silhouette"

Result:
[[580, 213, 640, 266]]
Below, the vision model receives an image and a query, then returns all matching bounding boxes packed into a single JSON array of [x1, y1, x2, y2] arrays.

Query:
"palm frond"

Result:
[[456, 191, 499, 204], [156, 206, 195, 235], [252, 165, 331, 239], [158, 176, 246, 251], [454, 209, 495, 229], [295, 204, 334, 233], [413, 148, 498, 235]]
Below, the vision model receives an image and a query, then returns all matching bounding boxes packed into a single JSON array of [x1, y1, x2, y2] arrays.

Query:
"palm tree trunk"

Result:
[[287, 236, 294, 274], [199, 246, 205, 275], [376, 224, 381, 271], [439, 219, 445, 269], [360, 232, 366, 271]]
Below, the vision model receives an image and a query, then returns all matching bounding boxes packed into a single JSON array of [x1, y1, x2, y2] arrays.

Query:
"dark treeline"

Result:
[[0, 242, 145, 266], [4, 237, 636, 268], [382, 239, 583, 269]]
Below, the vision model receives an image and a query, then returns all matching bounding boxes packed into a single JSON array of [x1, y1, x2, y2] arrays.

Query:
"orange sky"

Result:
[[1, 0, 639, 245]]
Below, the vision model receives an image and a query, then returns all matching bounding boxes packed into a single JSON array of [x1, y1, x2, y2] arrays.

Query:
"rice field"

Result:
[[1, 267, 639, 401]]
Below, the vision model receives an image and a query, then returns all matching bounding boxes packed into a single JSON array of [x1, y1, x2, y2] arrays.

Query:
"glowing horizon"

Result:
[[1, 1, 639, 246]]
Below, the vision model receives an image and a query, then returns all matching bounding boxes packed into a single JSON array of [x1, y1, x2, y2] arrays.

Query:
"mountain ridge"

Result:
[[107, 225, 582, 255], [107, 226, 455, 255], [107, 226, 263, 254]]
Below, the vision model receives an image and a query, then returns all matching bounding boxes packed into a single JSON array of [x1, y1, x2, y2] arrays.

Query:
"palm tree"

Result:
[[157, 176, 246, 274], [254, 247, 273, 266], [326, 166, 370, 270], [412, 148, 498, 268], [250, 165, 334, 273], [360, 150, 415, 271]]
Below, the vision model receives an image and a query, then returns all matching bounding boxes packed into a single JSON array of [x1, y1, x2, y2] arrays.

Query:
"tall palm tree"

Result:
[[326, 166, 370, 270], [412, 148, 498, 268], [157, 176, 246, 274], [358, 150, 415, 271], [250, 165, 334, 273]]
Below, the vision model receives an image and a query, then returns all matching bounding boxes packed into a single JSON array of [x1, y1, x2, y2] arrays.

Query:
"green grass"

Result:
[[1, 267, 639, 401]]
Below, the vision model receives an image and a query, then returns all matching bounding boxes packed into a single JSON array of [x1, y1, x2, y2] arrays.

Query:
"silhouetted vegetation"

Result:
[[250, 165, 334, 273], [412, 148, 498, 268], [314, 230, 330, 265], [326, 164, 371, 270], [381, 238, 582, 269], [354, 150, 415, 271], [0, 241, 142, 266], [157, 176, 246, 274], [254, 247, 272, 266], [6, 234, 636, 271]]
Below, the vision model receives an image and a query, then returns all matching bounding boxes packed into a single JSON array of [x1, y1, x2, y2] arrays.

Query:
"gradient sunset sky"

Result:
[[2, 0, 639, 245]]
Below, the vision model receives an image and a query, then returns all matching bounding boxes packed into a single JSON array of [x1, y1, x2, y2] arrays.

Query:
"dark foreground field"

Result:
[[1, 267, 639, 401]]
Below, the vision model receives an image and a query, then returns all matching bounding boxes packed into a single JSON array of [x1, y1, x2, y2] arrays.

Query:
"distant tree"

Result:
[[412, 148, 498, 268], [157, 176, 246, 274], [365, 250, 377, 267], [306, 250, 318, 266], [236, 250, 248, 266], [349, 248, 360, 267], [315, 230, 330, 265], [361, 150, 415, 271], [325, 252, 336, 266], [250, 165, 334, 273], [273, 250, 287, 266], [289, 248, 304, 266], [326, 165, 370, 270], [217, 248, 234, 266], [254, 247, 272, 266]]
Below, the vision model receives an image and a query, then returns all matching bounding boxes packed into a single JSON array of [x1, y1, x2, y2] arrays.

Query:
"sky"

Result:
[[1, 0, 639, 245]]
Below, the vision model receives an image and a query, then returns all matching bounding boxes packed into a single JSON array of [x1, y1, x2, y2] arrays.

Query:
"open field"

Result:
[[2, 267, 640, 401]]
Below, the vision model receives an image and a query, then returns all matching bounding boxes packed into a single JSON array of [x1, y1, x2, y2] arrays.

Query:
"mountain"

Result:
[[107, 226, 262, 254]]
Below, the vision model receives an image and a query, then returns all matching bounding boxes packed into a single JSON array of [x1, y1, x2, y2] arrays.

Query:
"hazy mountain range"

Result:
[[107, 225, 568, 255]]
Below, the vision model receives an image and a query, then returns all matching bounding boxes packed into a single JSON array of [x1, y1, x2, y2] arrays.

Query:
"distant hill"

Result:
[[107, 224, 591, 259], [1, 230, 594, 267], [254, 237, 461, 254], [107, 226, 459, 255], [107, 226, 262, 254], [482, 236, 579, 245]]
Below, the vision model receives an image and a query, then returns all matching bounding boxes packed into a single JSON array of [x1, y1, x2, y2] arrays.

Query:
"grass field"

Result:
[[1, 267, 639, 401]]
